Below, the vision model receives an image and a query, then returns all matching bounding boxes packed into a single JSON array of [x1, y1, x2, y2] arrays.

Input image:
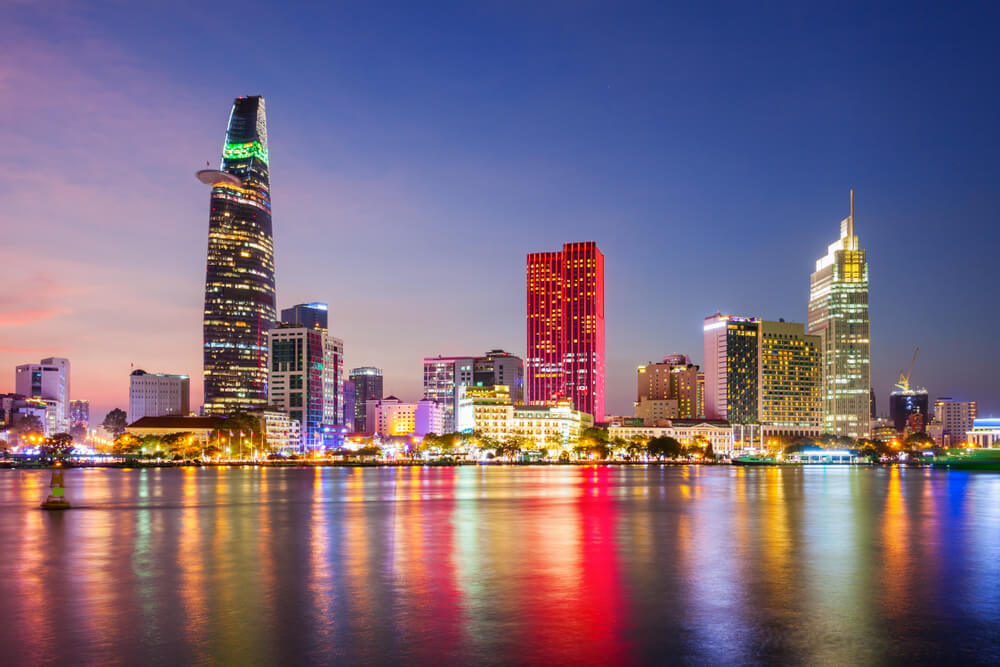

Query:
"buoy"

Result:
[[41, 466, 71, 510]]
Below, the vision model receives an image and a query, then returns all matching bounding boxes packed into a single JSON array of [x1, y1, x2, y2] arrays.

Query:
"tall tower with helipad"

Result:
[[197, 96, 276, 414]]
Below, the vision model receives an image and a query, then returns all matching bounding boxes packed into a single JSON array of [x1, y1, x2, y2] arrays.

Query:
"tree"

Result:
[[581, 427, 609, 444], [38, 432, 74, 464], [646, 436, 682, 460], [102, 408, 129, 438], [495, 439, 522, 460], [703, 443, 716, 461], [11, 414, 44, 445]]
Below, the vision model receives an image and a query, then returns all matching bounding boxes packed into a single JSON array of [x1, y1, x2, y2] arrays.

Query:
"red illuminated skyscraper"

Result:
[[526, 241, 605, 421]]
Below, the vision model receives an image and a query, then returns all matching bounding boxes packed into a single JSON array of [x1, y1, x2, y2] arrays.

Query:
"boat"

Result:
[[932, 448, 1000, 471], [731, 455, 800, 466]]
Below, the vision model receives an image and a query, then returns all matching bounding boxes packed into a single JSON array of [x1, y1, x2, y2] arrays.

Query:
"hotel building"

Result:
[[934, 398, 977, 447], [458, 385, 593, 450], [423, 356, 475, 432], [526, 241, 605, 421], [703, 314, 758, 423], [757, 320, 822, 438]]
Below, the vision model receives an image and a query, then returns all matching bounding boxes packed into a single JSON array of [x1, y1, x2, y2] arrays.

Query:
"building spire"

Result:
[[848, 188, 854, 238]]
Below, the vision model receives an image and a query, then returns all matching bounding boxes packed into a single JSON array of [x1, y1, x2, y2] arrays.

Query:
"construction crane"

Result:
[[895, 347, 919, 392]]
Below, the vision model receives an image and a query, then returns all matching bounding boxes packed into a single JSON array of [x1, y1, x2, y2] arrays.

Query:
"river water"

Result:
[[0, 466, 997, 665]]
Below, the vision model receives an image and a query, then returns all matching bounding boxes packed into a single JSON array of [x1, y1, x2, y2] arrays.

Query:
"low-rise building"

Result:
[[967, 418, 1000, 448], [459, 385, 593, 449], [366, 397, 443, 437], [126, 416, 225, 446], [608, 420, 735, 456], [248, 409, 301, 452]]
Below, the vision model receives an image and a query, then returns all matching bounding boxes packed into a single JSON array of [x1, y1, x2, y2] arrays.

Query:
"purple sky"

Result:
[[2, 2, 998, 423]]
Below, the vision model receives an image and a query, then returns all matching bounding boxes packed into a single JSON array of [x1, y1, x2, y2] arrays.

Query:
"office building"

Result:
[[473, 350, 525, 404], [129, 370, 190, 422], [757, 320, 822, 438], [808, 190, 870, 438], [703, 314, 758, 423], [247, 409, 301, 452], [526, 241, 605, 421], [350, 367, 383, 433], [14, 357, 70, 433], [933, 398, 977, 447], [281, 302, 328, 331], [198, 95, 276, 414], [267, 324, 343, 449], [423, 356, 476, 432]]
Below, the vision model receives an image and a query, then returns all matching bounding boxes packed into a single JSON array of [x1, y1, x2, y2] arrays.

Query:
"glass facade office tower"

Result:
[[281, 302, 328, 331], [201, 96, 276, 415], [808, 191, 870, 438], [526, 241, 605, 421], [350, 367, 383, 433], [703, 314, 758, 423]]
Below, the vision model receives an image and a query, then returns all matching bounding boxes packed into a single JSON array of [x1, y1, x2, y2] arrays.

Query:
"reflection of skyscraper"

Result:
[[526, 241, 605, 421], [198, 96, 276, 414], [808, 190, 870, 438]]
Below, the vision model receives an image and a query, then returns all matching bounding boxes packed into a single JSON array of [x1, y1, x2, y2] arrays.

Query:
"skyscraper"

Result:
[[809, 190, 871, 438], [703, 314, 758, 423], [281, 302, 328, 331], [350, 367, 383, 433], [526, 241, 605, 421], [197, 96, 276, 415]]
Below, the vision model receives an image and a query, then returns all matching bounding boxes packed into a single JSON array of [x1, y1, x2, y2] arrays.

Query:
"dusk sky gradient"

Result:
[[2, 1, 998, 422]]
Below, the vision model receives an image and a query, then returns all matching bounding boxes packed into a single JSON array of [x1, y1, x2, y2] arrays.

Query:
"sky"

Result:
[[1, 0, 998, 422]]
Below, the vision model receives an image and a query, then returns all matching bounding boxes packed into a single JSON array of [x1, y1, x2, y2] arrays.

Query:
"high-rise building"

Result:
[[473, 350, 525, 404], [423, 356, 476, 432], [890, 389, 929, 433], [128, 370, 190, 423], [198, 95, 276, 415], [934, 398, 977, 447], [350, 367, 383, 433], [757, 320, 822, 438], [281, 302, 328, 331], [809, 190, 870, 438], [703, 314, 758, 423], [267, 324, 343, 450], [636, 354, 700, 420], [15, 357, 70, 433], [526, 241, 605, 421]]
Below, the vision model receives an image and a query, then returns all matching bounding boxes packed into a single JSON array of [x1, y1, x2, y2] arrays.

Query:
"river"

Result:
[[1, 465, 997, 665]]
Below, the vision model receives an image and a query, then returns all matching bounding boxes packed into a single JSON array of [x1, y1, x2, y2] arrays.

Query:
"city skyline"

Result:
[[2, 3, 999, 421]]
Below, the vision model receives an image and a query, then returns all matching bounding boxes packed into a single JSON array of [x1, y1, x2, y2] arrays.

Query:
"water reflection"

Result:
[[0, 466, 998, 665]]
